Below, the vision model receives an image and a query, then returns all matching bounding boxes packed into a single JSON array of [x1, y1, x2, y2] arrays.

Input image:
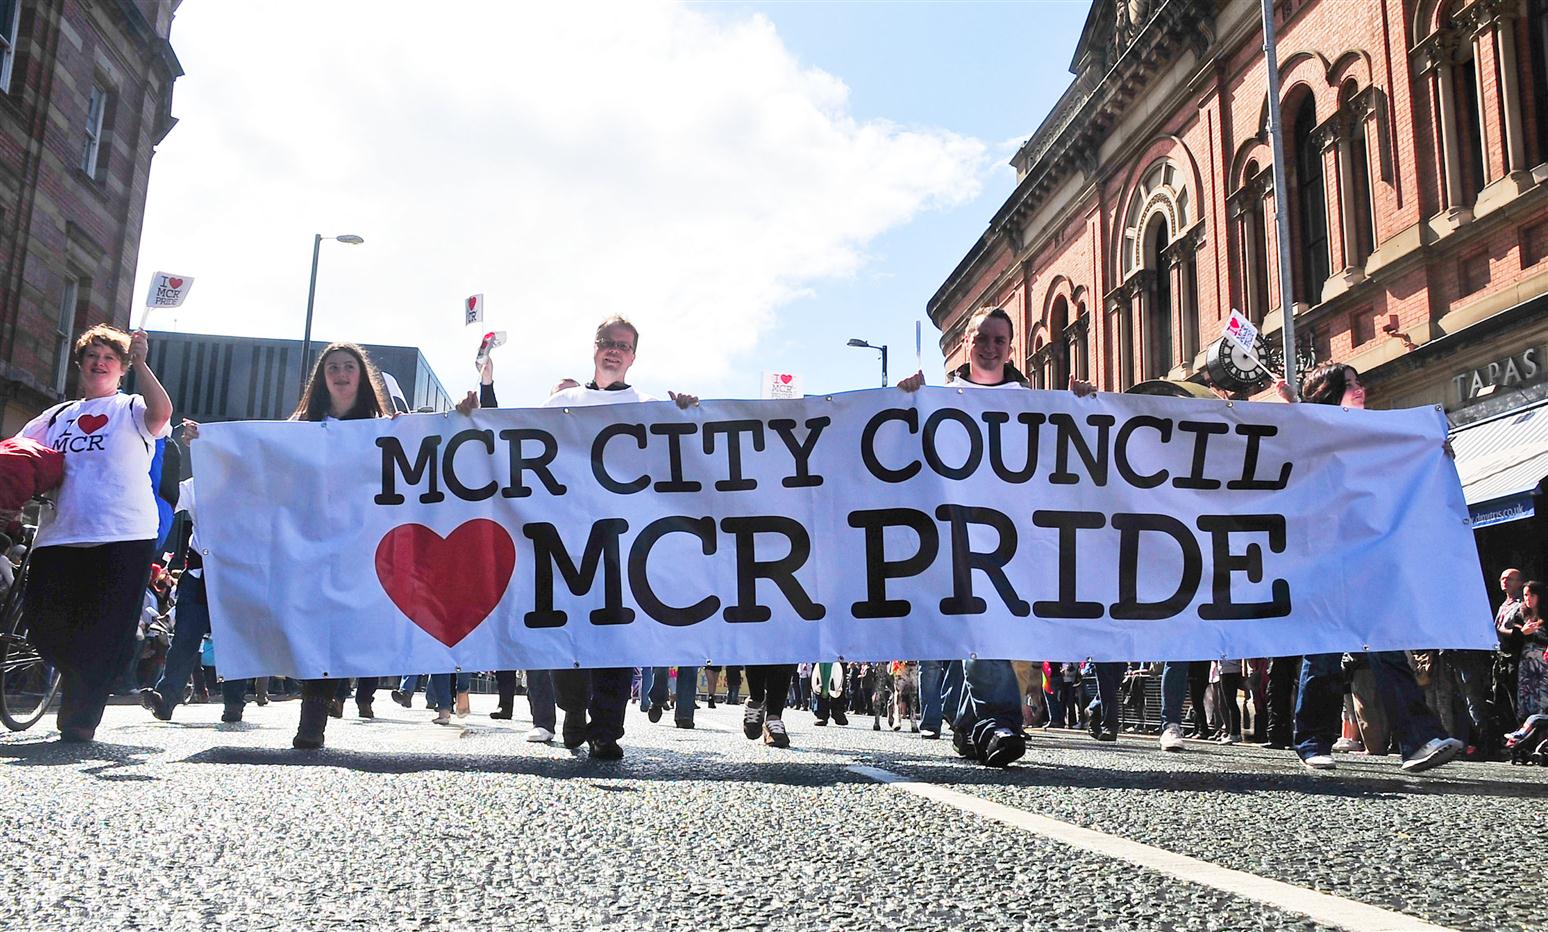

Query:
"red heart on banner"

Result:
[[467, 297, 477, 311], [77, 414, 109, 434], [167, 277, 184, 289], [779, 374, 793, 384], [374, 520, 515, 647]]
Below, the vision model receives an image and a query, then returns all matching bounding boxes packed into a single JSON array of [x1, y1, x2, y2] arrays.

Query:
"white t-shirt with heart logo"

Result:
[[17, 392, 171, 547]]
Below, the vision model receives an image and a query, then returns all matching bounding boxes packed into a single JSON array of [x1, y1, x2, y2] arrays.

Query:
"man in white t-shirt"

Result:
[[544, 316, 697, 760]]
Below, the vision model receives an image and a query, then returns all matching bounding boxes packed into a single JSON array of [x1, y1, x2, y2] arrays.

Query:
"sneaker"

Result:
[[647, 704, 663, 724], [742, 701, 766, 740], [1300, 752, 1337, 770], [920, 727, 940, 739], [982, 727, 1027, 767], [1219, 734, 1242, 745], [763, 718, 790, 748], [832, 709, 849, 726], [525, 726, 554, 743], [1331, 737, 1364, 753], [1093, 729, 1117, 743], [433, 708, 452, 725], [1159, 723, 1185, 752], [328, 699, 345, 719], [490, 707, 514, 720], [588, 738, 625, 760], [952, 729, 978, 760], [357, 701, 374, 720], [391, 690, 412, 708], [813, 717, 828, 726], [220, 706, 243, 723], [1401, 737, 1464, 773]]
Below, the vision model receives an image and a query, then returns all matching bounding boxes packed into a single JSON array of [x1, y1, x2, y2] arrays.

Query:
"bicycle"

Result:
[[0, 497, 60, 731]]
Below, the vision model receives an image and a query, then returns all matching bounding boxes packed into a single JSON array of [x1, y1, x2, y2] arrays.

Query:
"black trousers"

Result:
[[1266, 656, 1300, 745], [331, 677, 379, 704], [553, 667, 630, 743], [744, 665, 793, 718], [25, 540, 156, 733]]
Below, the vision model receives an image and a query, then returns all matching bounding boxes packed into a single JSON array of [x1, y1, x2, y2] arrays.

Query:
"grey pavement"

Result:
[[1, 695, 1543, 931]]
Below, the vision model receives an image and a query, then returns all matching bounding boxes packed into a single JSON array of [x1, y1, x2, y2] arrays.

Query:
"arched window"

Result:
[[1144, 219, 1173, 380], [1340, 83, 1376, 267], [1241, 159, 1272, 323], [1049, 296, 1070, 388], [1291, 95, 1330, 302], [1453, 34, 1487, 201]]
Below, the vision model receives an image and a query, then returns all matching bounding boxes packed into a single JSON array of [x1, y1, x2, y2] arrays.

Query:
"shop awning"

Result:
[[1450, 401, 1548, 528]]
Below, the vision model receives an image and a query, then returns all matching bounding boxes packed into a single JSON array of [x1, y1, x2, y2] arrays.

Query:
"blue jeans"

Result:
[[1294, 651, 1445, 759], [639, 666, 655, 711], [428, 672, 471, 710], [944, 658, 1022, 752], [1159, 661, 1189, 727], [649, 666, 699, 723], [154, 573, 209, 711], [1089, 662, 1125, 734], [526, 670, 556, 731], [918, 660, 946, 732]]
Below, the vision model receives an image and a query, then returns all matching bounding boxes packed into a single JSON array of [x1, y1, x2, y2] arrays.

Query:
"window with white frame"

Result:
[[81, 85, 107, 178], [53, 277, 82, 394], [0, 0, 20, 95]]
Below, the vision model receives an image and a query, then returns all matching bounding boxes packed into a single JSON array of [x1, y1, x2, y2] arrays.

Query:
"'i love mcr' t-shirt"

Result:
[[17, 392, 171, 547]]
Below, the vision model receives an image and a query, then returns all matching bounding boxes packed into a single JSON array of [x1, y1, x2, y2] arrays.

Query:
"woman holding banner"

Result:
[[286, 342, 395, 749], [1288, 363, 1464, 773], [15, 325, 172, 742]]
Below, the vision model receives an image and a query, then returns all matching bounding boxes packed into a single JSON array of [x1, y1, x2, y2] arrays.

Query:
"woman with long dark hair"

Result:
[[287, 342, 392, 748], [1289, 363, 1464, 773]]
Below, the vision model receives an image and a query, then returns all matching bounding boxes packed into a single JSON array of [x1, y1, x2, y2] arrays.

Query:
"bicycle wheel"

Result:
[[0, 596, 60, 731]]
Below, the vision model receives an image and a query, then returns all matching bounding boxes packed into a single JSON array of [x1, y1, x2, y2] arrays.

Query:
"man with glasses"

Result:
[[544, 316, 697, 759]]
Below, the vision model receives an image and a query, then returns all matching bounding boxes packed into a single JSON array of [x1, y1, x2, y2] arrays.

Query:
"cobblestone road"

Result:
[[2, 696, 1543, 931]]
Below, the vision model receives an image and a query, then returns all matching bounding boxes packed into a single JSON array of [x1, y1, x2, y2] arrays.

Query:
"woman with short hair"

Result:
[[16, 324, 172, 742]]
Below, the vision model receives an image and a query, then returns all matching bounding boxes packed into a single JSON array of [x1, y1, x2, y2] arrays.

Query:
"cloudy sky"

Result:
[[132, 1, 1089, 406]]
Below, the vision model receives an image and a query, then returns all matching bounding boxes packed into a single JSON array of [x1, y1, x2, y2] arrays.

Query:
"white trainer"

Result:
[[1300, 752, 1336, 770], [525, 726, 554, 743], [1159, 723, 1185, 752], [1401, 736, 1464, 773]]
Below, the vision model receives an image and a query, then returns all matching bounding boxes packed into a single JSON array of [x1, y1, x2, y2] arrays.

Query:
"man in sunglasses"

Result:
[[544, 315, 698, 760]]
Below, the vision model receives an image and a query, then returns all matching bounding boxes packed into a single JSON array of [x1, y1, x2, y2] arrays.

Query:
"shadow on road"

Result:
[[0, 738, 160, 781]]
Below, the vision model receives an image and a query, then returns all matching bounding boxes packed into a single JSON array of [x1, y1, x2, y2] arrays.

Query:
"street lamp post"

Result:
[[846, 338, 888, 387], [300, 233, 365, 381]]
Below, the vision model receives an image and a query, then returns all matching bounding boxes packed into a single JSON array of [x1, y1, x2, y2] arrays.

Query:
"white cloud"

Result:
[[135, 0, 989, 404]]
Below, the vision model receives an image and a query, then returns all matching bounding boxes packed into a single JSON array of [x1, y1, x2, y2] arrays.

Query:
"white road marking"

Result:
[[848, 765, 1456, 932]]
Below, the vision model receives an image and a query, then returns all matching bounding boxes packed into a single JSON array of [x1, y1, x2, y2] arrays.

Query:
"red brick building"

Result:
[[0, 0, 181, 434], [927, 0, 1548, 577]]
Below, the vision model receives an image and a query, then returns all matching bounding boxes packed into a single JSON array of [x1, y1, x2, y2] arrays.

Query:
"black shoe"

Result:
[[983, 728, 1027, 767], [742, 700, 766, 739], [490, 706, 514, 720], [327, 699, 345, 719], [588, 738, 625, 760], [141, 688, 172, 722], [356, 701, 374, 719], [952, 729, 978, 760], [1094, 730, 1117, 742], [813, 717, 828, 727], [391, 690, 412, 708], [832, 710, 848, 726], [221, 706, 243, 723], [763, 718, 790, 748], [675, 719, 694, 729], [561, 710, 588, 750], [707, 698, 716, 709], [647, 704, 663, 724]]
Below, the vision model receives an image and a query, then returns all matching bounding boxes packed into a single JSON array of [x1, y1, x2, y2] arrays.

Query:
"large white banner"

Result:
[[195, 388, 1494, 679]]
